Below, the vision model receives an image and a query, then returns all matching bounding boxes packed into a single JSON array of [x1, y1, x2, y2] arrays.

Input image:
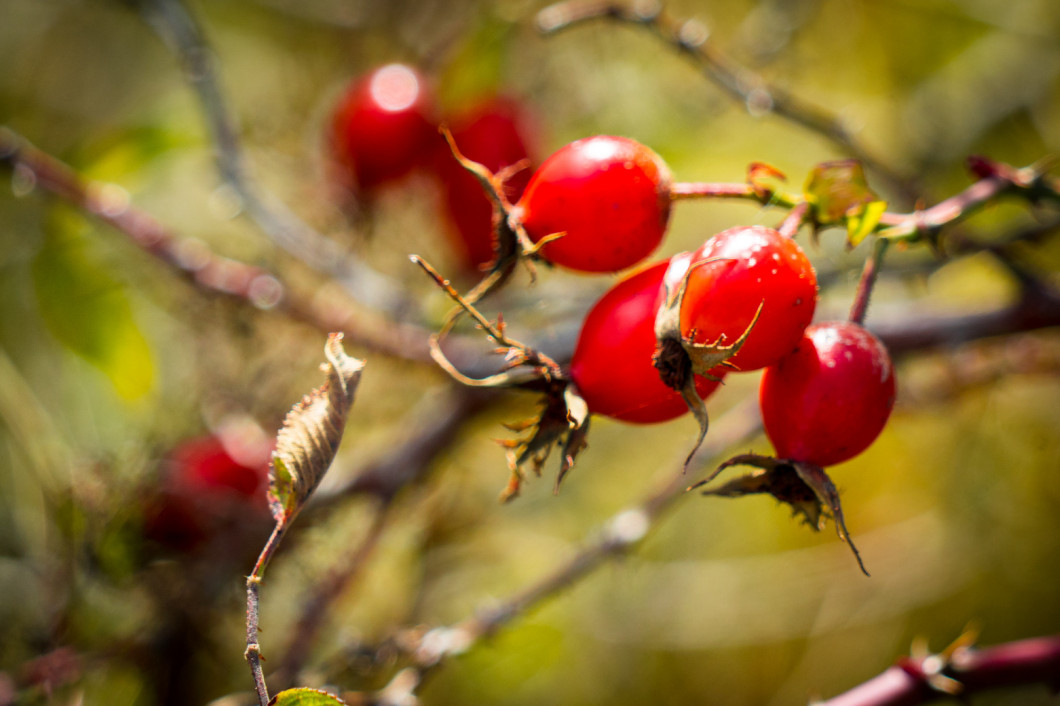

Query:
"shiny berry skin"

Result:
[[435, 97, 536, 270], [329, 64, 438, 195], [759, 322, 896, 467], [512, 135, 672, 273], [570, 259, 723, 423], [681, 225, 817, 372]]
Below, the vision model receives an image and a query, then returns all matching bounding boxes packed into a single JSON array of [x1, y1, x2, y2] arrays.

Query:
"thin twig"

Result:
[[245, 521, 289, 706], [535, 0, 914, 200], [274, 502, 392, 687], [401, 397, 763, 682], [0, 126, 474, 366], [136, 0, 418, 317], [848, 238, 889, 325]]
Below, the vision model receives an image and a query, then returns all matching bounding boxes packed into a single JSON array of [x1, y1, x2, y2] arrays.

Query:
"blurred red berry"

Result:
[[143, 431, 272, 553], [435, 96, 537, 270], [329, 63, 439, 197]]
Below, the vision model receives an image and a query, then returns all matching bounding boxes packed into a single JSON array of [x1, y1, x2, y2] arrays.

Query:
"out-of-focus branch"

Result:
[[535, 0, 914, 200], [135, 0, 418, 317], [272, 501, 392, 689], [813, 633, 1060, 706], [877, 157, 1060, 239], [374, 398, 763, 699], [872, 287, 1060, 357], [0, 127, 477, 365]]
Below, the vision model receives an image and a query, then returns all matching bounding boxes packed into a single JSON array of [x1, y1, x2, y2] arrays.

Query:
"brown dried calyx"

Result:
[[689, 453, 869, 576], [410, 255, 591, 502], [652, 252, 761, 466]]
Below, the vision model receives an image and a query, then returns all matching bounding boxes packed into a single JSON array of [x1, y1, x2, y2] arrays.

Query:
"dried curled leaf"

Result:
[[269, 333, 365, 524], [693, 453, 869, 576]]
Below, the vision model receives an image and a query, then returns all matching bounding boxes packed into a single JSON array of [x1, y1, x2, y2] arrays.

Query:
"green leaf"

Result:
[[32, 208, 154, 400], [845, 199, 888, 248], [804, 160, 877, 225], [270, 688, 348, 706]]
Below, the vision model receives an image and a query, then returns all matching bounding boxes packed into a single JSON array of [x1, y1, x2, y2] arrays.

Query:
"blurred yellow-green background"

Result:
[[1, 1, 1058, 704]]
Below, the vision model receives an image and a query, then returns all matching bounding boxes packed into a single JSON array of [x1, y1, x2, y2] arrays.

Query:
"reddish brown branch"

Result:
[[0, 127, 476, 366], [815, 634, 1060, 706]]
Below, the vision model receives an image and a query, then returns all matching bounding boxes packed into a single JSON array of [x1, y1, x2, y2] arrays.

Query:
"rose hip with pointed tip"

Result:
[[570, 259, 723, 423], [680, 225, 817, 372]]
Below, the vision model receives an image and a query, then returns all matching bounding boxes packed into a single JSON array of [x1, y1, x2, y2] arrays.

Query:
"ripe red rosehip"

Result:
[[435, 97, 537, 270], [570, 259, 723, 423], [512, 135, 672, 273], [329, 63, 438, 196], [759, 322, 896, 467], [680, 225, 817, 372]]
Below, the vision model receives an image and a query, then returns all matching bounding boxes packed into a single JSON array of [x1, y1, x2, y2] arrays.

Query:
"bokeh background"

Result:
[[1, 0, 1059, 704]]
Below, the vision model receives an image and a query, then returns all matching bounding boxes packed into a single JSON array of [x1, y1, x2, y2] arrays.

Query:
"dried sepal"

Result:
[[652, 253, 756, 466], [693, 452, 869, 576], [269, 333, 364, 525], [437, 126, 540, 314], [413, 254, 586, 500], [748, 161, 787, 201], [498, 381, 591, 502]]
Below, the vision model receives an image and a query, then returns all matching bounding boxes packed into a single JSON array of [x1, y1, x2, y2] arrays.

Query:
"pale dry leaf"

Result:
[[268, 333, 365, 524]]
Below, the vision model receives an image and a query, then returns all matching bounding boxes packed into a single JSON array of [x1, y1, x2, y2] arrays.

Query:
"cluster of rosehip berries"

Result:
[[328, 63, 536, 272], [331, 62, 896, 488]]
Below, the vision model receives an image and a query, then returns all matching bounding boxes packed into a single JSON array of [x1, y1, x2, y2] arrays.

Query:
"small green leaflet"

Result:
[[270, 687, 348, 706]]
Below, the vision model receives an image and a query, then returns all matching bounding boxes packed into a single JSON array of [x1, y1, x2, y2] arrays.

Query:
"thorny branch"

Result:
[[813, 632, 1060, 706]]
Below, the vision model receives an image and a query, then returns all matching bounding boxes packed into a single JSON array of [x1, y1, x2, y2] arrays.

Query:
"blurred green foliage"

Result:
[[0, 0, 1058, 705]]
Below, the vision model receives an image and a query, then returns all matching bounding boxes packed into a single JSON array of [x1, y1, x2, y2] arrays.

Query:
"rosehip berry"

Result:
[[435, 97, 536, 269], [681, 225, 817, 372], [143, 433, 271, 552], [759, 322, 896, 467], [570, 259, 723, 423], [512, 135, 672, 273], [329, 64, 438, 195]]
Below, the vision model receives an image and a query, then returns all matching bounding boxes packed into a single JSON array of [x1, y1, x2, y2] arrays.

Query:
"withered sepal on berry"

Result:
[[690, 452, 869, 576]]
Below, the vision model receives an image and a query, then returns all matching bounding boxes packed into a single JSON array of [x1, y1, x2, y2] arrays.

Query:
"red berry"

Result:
[[143, 433, 271, 551], [570, 259, 723, 423], [435, 97, 537, 270], [759, 322, 896, 467], [680, 225, 817, 372], [329, 64, 438, 195], [169, 435, 269, 501], [513, 135, 672, 273]]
